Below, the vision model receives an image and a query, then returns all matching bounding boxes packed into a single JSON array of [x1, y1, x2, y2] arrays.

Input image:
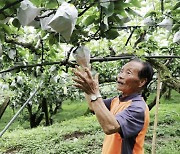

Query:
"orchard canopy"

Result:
[[0, 0, 179, 127]]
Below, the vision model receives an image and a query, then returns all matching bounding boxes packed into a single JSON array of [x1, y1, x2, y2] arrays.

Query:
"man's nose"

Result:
[[117, 73, 124, 79]]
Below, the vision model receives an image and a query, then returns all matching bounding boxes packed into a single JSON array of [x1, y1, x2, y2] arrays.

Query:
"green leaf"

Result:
[[114, 1, 130, 17], [30, 0, 43, 7], [100, 0, 110, 8], [103, 2, 114, 17], [12, 18, 21, 29], [144, 10, 157, 17], [105, 29, 119, 40], [108, 15, 124, 26], [125, 7, 142, 17], [114, 1, 131, 9], [84, 15, 96, 26], [0, 14, 6, 20], [130, 0, 141, 8], [45, 0, 58, 9], [173, 1, 180, 10], [0, 32, 5, 42], [48, 34, 56, 45], [114, 9, 127, 17], [0, 23, 11, 35], [172, 24, 180, 32]]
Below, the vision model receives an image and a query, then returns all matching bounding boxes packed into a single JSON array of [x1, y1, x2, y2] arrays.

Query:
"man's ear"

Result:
[[138, 78, 147, 88]]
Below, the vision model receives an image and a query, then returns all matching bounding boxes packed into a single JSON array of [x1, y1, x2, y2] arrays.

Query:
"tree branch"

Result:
[[78, 3, 95, 17], [134, 30, 146, 48], [90, 55, 180, 63], [160, 0, 164, 14], [5, 37, 38, 54], [148, 59, 180, 93], [0, 60, 75, 74], [124, 28, 135, 46], [1, 55, 179, 74], [36, 10, 56, 20], [0, 0, 23, 14]]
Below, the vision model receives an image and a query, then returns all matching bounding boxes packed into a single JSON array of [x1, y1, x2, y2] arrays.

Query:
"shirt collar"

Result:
[[119, 93, 142, 102]]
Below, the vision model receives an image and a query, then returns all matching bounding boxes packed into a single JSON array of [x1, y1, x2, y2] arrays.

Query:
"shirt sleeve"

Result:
[[103, 98, 113, 110], [115, 101, 146, 138]]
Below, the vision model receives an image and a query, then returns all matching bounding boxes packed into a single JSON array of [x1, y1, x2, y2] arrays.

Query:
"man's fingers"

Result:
[[73, 84, 89, 94], [95, 73, 99, 83], [75, 65, 82, 72], [72, 77, 84, 84], [84, 67, 92, 79], [73, 68, 86, 81]]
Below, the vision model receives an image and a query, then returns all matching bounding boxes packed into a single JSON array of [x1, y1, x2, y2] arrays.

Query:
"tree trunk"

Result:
[[27, 104, 37, 128], [165, 88, 171, 100], [53, 101, 62, 115], [148, 84, 167, 110], [0, 97, 10, 119], [42, 97, 50, 126]]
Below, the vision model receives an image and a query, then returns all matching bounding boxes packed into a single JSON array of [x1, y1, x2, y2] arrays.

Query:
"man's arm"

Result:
[[90, 97, 120, 135], [84, 93, 93, 111], [72, 67, 120, 135]]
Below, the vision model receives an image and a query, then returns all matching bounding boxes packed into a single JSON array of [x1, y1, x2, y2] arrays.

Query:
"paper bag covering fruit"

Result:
[[173, 31, 180, 43], [40, 10, 55, 31], [17, 0, 41, 26], [73, 46, 90, 68], [48, 2, 78, 41]]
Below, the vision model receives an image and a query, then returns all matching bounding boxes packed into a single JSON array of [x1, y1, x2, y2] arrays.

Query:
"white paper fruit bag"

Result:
[[73, 46, 90, 68], [17, 0, 41, 26], [173, 31, 180, 43], [48, 2, 78, 41], [40, 11, 55, 31], [158, 18, 173, 31]]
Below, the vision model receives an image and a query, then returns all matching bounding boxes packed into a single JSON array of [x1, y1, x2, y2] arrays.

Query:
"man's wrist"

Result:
[[90, 93, 102, 102]]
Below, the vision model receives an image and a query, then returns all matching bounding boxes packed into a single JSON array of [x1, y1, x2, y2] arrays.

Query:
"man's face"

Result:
[[117, 61, 144, 96]]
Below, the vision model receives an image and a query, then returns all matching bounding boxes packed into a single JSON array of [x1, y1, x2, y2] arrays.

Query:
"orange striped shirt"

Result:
[[102, 94, 149, 154]]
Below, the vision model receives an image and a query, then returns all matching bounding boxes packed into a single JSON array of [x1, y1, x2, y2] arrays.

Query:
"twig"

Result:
[[37, 10, 56, 19], [65, 47, 76, 72], [124, 28, 135, 46], [41, 39, 44, 63], [78, 3, 95, 17]]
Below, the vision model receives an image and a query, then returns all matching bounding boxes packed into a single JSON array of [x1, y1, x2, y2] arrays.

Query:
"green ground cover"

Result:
[[0, 91, 179, 154]]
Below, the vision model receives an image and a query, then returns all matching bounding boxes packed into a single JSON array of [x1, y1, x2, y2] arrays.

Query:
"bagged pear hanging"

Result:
[[173, 31, 180, 43], [40, 11, 55, 31], [158, 18, 173, 31], [48, 2, 78, 41], [17, 0, 41, 26], [143, 16, 155, 26], [73, 46, 90, 68]]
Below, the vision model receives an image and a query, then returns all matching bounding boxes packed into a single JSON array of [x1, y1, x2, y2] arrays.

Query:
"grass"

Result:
[[0, 91, 179, 154]]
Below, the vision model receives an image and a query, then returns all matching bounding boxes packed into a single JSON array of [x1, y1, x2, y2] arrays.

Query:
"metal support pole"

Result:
[[0, 81, 43, 137]]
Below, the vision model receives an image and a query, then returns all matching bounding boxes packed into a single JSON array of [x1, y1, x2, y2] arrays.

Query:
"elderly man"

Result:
[[73, 58, 154, 154]]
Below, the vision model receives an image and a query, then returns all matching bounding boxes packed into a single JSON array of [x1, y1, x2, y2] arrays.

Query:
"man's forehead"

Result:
[[122, 61, 143, 70]]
